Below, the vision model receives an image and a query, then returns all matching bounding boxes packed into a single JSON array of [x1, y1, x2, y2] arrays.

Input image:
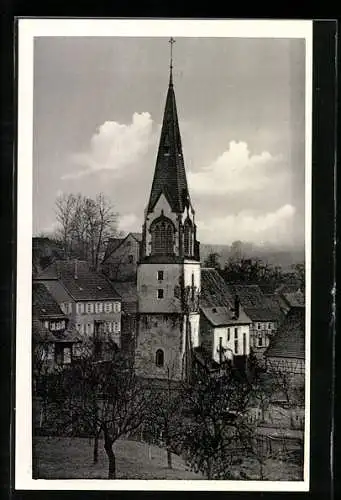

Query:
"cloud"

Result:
[[62, 112, 155, 180], [117, 213, 140, 234], [188, 140, 284, 195], [197, 204, 296, 245]]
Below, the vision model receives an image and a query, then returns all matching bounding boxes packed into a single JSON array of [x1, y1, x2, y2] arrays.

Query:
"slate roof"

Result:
[[226, 284, 280, 322], [32, 283, 66, 319], [147, 72, 191, 214], [200, 268, 251, 326], [265, 307, 305, 360], [36, 260, 120, 301]]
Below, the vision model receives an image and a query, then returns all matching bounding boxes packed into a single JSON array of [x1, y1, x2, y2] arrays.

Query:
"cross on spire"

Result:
[[169, 37, 176, 85]]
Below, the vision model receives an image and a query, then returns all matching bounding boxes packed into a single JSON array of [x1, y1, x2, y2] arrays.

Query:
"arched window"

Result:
[[150, 216, 175, 255], [184, 218, 193, 256], [155, 349, 164, 367]]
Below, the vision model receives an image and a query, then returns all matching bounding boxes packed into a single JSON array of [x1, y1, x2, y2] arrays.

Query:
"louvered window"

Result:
[[151, 217, 174, 255]]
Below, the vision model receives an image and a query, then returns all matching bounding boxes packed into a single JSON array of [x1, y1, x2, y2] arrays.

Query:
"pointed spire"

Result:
[[146, 38, 191, 214], [169, 37, 176, 86]]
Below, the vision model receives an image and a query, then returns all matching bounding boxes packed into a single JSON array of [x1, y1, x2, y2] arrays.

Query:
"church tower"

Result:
[[135, 39, 201, 381]]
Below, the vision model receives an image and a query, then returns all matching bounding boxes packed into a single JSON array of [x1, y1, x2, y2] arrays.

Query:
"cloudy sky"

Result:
[[33, 36, 306, 248]]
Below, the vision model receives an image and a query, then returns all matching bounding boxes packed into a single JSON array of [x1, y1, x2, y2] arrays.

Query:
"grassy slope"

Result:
[[33, 436, 203, 480], [33, 436, 303, 481]]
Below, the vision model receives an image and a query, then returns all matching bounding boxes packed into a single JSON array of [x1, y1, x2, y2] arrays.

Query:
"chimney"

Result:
[[234, 294, 240, 319], [74, 259, 78, 280]]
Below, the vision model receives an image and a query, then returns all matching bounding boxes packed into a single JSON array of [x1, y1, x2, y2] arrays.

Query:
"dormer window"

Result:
[[150, 216, 175, 256]]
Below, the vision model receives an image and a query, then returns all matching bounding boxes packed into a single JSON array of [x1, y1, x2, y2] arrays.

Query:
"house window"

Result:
[[268, 323, 272, 330], [174, 285, 180, 298], [68, 303, 73, 314], [107, 322, 112, 333], [157, 289, 164, 299], [243, 333, 247, 354], [114, 302, 121, 313], [86, 303, 92, 314], [234, 327, 238, 339], [150, 217, 175, 255], [44, 321, 49, 329], [258, 336, 263, 347], [234, 340, 238, 354], [157, 270, 164, 281], [104, 302, 112, 313], [227, 328, 230, 341], [257, 323, 261, 330], [114, 321, 120, 332], [128, 254, 134, 264], [155, 349, 164, 367], [51, 322, 56, 331], [98, 302, 103, 313]]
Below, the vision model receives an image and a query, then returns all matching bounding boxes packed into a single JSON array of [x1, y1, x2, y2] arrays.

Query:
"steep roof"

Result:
[[32, 283, 66, 319], [200, 268, 251, 326], [226, 284, 280, 322], [36, 260, 120, 301], [200, 268, 234, 308], [147, 73, 191, 214], [265, 307, 305, 359]]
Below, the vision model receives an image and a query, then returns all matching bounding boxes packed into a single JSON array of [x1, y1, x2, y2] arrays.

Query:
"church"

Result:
[[134, 40, 201, 381]]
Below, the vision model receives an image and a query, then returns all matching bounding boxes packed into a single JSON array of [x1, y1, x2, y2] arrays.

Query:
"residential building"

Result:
[[101, 232, 142, 281], [34, 259, 122, 358], [32, 282, 81, 371], [275, 289, 305, 316], [199, 268, 252, 365], [227, 284, 282, 361], [134, 54, 200, 381]]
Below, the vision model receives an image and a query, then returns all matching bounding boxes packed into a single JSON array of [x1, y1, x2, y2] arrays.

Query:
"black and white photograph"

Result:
[[15, 19, 312, 491]]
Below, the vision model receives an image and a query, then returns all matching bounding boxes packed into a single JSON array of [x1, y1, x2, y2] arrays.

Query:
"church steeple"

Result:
[[147, 38, 191, 214]]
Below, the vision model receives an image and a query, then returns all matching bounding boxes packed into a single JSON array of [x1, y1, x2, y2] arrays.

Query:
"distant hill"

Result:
[[200, 243, 304, 272]]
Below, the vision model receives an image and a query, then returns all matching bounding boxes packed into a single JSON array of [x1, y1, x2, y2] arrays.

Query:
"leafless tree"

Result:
[[55, 192, 119, 270], [47, 349, 151, 479], [177, 362, 254, 479]]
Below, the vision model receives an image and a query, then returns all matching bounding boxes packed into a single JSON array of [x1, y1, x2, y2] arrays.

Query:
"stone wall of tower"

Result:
[[135, 313, 185, 380]]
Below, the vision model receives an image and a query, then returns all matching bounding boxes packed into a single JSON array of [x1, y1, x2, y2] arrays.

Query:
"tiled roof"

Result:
[[263, 294, 286, 322], [226, 284, 280, 322], [200, 268, 234, 308], [147, 76, 191, 214], [265, 307, 305, 359], [36, 260, 120, 301], [32, 283, 66, 319], [201, 306, 251, 327], [275, 283, 301, 295]]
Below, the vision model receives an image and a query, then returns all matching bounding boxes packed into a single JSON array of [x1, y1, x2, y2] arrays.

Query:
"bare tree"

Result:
[[48, 349, 150, 479], [54, 192, 119, 270], [177, 363, 253, 479]]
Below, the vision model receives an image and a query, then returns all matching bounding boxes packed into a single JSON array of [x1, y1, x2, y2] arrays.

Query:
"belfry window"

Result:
[[155, 349, 164, 367], [184, 218, 193, 256], [150, 216, 175, 255]]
